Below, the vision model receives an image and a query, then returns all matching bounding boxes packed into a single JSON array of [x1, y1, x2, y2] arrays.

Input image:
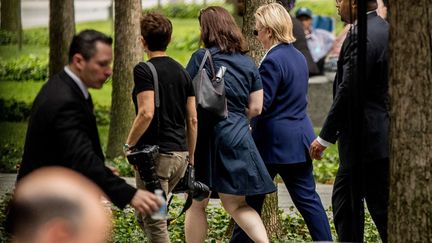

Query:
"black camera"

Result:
[[126, 145, 164, 196], [172, 164, 210, 201]]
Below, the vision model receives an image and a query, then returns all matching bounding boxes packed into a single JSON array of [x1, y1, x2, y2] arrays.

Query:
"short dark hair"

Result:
[[199, 6, 248, 54], [140, 13, 172, 51], [68, 29, 113, 63], [6, 196, 83, 238]]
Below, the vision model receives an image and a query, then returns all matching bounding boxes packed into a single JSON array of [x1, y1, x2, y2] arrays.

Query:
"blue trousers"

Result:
[[230, 159, 332, 242]]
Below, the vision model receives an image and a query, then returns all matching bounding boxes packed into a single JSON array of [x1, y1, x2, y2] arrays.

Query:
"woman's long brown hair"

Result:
[[199, 6, 248, 54]]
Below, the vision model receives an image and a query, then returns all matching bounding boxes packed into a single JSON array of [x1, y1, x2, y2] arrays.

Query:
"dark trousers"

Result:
[[230, 159, 332, 242], [332, 158, 389, 243]]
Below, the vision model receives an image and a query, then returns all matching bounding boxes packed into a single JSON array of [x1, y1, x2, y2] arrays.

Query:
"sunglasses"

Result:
[[253, 27, 265, 36]]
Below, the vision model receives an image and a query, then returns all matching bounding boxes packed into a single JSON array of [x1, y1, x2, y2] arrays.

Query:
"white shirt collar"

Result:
[[259, 43, 281, 67], [64, 66, 89, 99]]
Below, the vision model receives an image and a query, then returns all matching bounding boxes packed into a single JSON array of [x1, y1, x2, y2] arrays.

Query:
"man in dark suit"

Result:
[[309, 0, 389, 242], [279, 0, 321, 76], [17, 29, 160, 215]]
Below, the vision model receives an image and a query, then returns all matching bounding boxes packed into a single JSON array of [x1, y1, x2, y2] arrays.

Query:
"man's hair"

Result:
[[6, 196, 83, 239], [68, 29, 113, 63], [140, 13, 172, 51], [199, 6, 248, 54]]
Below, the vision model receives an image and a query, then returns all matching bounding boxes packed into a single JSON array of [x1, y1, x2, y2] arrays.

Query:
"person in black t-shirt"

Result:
[[124, 13, 197, 243]]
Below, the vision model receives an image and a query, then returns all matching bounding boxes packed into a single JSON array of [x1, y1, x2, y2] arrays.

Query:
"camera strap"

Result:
[[145, 61, 194, 225], [143, 61, 160, 144], [166, 193, 193, 226]]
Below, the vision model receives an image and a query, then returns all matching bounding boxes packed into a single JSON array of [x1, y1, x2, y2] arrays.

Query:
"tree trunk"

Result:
[[1, 0, 22, 50], [16, 0, 22, 50], [49, 0, 75, 77], [226, 0, 283, 240], [106, 0, 142, 159], [243, 0, 281, 238], [242, 0, 274, 65], [388, 0, 432, 242], [0, 0, 20, 31]]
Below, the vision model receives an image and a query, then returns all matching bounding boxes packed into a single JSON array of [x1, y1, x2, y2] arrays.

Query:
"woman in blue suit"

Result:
[[231, 3, 332, 242]]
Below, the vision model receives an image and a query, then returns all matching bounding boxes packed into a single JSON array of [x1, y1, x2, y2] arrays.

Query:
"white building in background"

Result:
[[21, 0, 219, 29]]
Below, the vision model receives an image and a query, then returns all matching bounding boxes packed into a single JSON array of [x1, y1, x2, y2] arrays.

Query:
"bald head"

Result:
[[7, 167, 111, 243]]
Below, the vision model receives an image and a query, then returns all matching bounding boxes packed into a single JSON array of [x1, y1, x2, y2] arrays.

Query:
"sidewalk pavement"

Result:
[[0, 173, 333, 213]]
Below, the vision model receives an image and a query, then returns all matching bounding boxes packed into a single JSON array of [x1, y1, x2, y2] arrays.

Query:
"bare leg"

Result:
[[185, 197, 209, 243], [219, 193, 269, 243]]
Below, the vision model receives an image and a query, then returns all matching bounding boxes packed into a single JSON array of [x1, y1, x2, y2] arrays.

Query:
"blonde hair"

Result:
[[255, 3, 296, 44]]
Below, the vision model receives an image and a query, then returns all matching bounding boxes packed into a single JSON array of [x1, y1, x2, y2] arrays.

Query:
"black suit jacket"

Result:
[[291, 15, 320, 75], [319, 12, 389, 164], [18, 70, 136, 208]]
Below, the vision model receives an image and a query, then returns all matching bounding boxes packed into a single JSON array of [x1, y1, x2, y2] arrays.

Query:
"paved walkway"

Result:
[[0, 173, 333, 213]]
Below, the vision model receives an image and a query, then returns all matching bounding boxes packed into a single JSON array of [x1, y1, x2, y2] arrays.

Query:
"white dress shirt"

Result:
[[64, 66, 89, 99]]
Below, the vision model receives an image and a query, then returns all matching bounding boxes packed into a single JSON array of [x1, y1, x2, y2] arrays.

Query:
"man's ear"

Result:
[[72, 53, 85, 71], [139, 36, 147, 49]]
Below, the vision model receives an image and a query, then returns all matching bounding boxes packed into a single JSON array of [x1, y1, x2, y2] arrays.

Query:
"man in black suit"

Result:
[[309, 0, 389, 242], [17, 29, 161, 215], [278, 0, 320, 76]]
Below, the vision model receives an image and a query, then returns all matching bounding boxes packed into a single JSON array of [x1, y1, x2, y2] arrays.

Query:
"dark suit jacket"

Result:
[[252, 43, 316, 164], [292, 15, 320, 76], [319, 12, 389, 164], [18, 70, 136, 208]]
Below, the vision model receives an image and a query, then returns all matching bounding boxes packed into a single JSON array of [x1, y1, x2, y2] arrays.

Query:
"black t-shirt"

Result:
[[132, 56, 194, 152]]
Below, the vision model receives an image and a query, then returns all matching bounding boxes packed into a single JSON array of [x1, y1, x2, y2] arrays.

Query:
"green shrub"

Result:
[[111, 195, 231, 242], [0, 190, 381, 243], [144, 2, 233, 19], [0, 143, 21, 173], [0, 99, 31, 122], [111, 206, 147, 242], [313, 150, 339, 184], [145, 3, 205, 19], [0, 28, 48, 46], [0, 99, 110, 125], [0, 55, 48, 81], [0, 30, 15, 45], [23, 28, 49, 46], [0, 193, 12, 243]]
